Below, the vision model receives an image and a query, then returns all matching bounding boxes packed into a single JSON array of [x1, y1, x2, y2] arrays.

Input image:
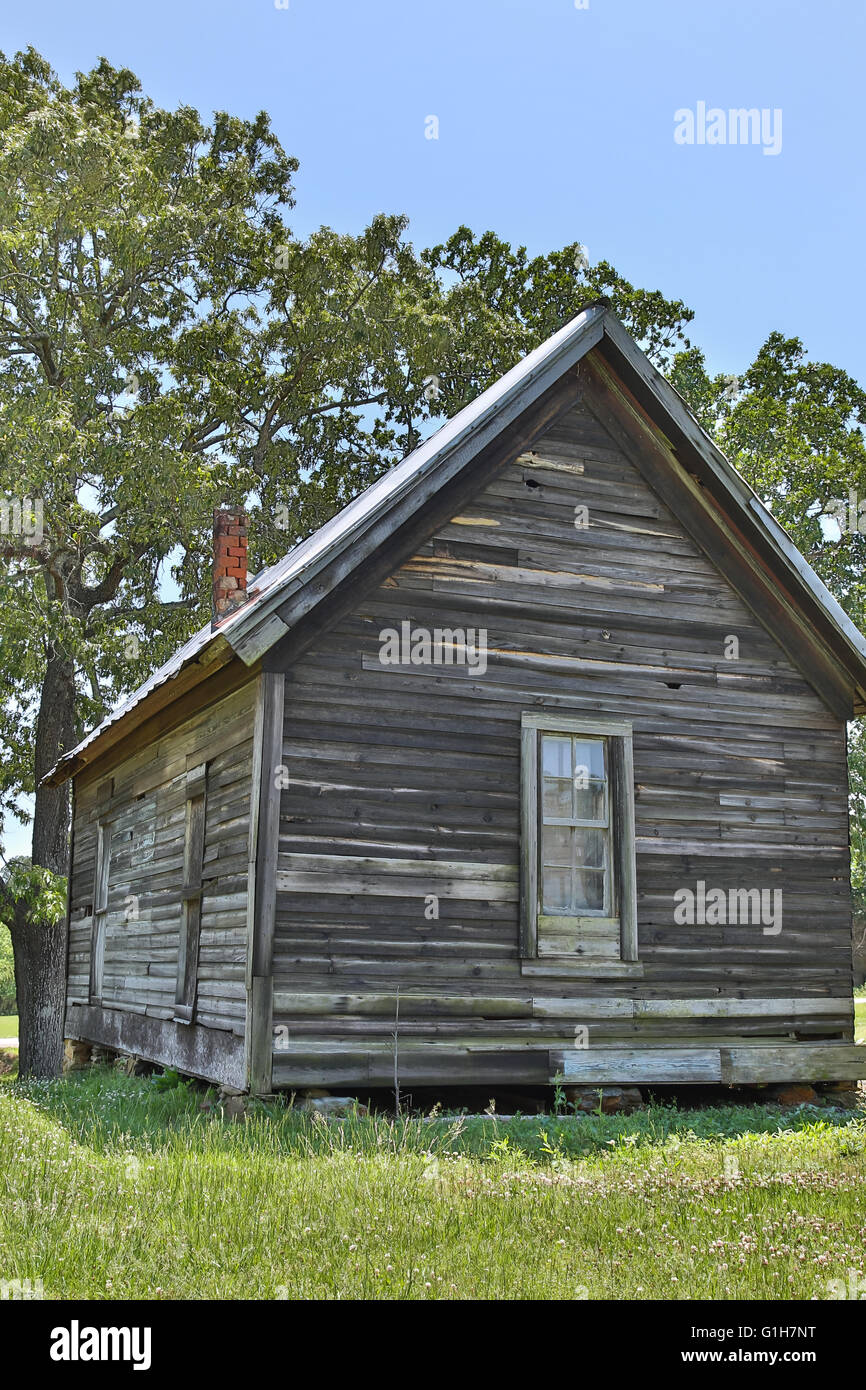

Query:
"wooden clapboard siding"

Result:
[[269, 383, 855, 1086], [65, 682, 257, 1070], [551, 1044, 865, 1085]]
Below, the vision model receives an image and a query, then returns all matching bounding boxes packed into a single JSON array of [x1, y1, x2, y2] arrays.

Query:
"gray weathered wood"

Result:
[[552, 1047, 723, 1083], [247, 671, 285, 1093]]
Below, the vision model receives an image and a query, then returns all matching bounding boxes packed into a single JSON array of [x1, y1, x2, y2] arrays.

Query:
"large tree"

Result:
[[671, 340, 866, 923], [0, 49, 691, 1076], [671, 336, 866, 632]]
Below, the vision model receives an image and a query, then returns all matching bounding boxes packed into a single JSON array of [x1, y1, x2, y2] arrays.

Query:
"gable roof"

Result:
[[46, 304, 866, 784]]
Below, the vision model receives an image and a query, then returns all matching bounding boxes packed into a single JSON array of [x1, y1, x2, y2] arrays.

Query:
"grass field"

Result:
[[0, 1016, 17, 1038], [1, 1068, 864, 1300]]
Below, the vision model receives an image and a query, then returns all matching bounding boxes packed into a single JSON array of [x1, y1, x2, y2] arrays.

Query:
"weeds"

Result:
[[0, 1069, 864, 1299]]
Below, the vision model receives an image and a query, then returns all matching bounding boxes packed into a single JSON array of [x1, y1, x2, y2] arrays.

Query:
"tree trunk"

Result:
[[14, 643, 76, 1078], [32, 643, 75, 875], [9, 898, 67, 1077]]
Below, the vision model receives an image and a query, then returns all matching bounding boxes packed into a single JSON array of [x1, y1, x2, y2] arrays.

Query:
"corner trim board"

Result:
[[246, 670, 285, 1093]]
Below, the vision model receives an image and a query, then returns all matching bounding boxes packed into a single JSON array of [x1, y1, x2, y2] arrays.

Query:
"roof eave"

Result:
[[43, 635, 240, 786]]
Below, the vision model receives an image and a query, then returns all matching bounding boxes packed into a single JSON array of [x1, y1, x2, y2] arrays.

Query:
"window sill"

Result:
[[520, 958, 645, 979]]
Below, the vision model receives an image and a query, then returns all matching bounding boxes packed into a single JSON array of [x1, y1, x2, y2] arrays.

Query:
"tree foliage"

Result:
[[0, 857, 66, 927], [0, 47, 294, 838], [671, 337, 866, 633], [0, 48, 693, 855], [0, 923, 14, 1011]]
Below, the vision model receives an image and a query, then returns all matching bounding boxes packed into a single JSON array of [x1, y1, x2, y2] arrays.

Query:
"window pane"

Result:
[[542, 824, 572, 866], [542, 735, 571, 779], [542, 777, 572, 819], [573, 779, 606, 822], [534, 729, 614, 919], [573, 739, 605, 781], [574, 827, 606, 870], [573, 867, 605, 912], [542, 867, 571, 913]]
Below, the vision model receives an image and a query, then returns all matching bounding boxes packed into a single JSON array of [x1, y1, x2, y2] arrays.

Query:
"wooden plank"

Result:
[[248, 975, 274, 1094], [521, 960, 645, 979], [552, 1047, 723, 1083], [66, 1002, 245, 1089], [271, 1047, 552, 1088], [175, 787, 206, 1021], [537, 934, 620, 959], [247, 671, 285, 1093], [554, 1042, 864, 1084], [634, 997, 852, 1020], [88, 820, 111, 1003], [273, 990, 533, 1018], [243, 672, 266, 1082], [532, 996, 635, 1019], [612, 730, 638, 961], [721, 1044, 865, 1083]]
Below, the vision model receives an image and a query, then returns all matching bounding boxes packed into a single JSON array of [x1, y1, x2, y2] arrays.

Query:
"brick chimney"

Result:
[[212, 505, 250, 626]]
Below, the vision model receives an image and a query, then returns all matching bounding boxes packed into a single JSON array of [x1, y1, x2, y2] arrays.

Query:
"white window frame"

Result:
[[520, 712, 638, 964]]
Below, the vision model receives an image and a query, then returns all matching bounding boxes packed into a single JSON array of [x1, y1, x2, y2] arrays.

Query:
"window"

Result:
[[174, 762, 207, 1024], [88, 820, 112, 1003], [520, 713, 638, 964]]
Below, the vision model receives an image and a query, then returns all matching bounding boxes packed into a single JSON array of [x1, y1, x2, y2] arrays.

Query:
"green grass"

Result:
[[0, 1016, 18, 1037], [856, 997, 866, 1044], [1, 1068, 865, 1300]]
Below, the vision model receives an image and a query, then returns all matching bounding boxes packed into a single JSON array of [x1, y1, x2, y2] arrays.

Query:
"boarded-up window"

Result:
[[521, 714, 637, 962], [88, 820, 112, 1003], [174, 763, 207, 1024]]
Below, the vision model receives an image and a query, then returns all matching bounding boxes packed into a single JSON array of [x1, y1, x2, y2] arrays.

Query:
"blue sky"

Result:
[[4, 0, 865, 380], [3, 0, 865, 855]]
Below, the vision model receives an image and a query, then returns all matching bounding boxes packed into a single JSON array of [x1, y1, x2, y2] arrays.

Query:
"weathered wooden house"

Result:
[[47, 305, 866, 1095]]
